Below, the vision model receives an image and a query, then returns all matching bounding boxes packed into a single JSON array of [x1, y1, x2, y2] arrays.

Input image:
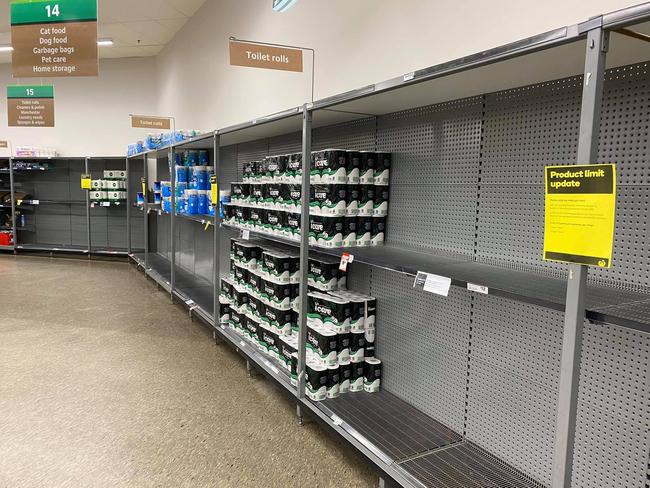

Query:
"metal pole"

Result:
[[551, 26, 608, 488], [170, 148, 176, 300], [297, 106, 312, 400], [85, 157, 91, 257], [126, 157, 131, 254], [9, 158, 17, 252], [144, 155, 149, 272], [213, 133, 221, 328]]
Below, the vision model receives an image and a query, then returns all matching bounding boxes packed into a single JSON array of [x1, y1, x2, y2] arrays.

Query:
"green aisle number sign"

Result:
[[7, 85, 55, 127], [543, 164, 617, 268], [11, 0, 98, 77]]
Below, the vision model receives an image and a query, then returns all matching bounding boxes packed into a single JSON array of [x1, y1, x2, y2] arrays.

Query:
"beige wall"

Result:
[[0, 57, 158, 157], [156, 0, 643, 132]]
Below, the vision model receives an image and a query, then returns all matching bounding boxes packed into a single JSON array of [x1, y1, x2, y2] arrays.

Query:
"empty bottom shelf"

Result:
[[322, 391, 461, 461], [400, 442, 544, 488]]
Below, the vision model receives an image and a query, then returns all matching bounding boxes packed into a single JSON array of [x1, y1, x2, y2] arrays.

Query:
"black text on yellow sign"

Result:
[[543, 164, 616, 268], [210, 175, 218, 206]]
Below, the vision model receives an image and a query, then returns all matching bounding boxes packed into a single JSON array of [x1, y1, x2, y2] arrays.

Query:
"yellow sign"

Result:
[[141, 177, 146, 197], [210, 176, 218, 206], [81, 173, 91, 189], [543, 164, 616, 268]]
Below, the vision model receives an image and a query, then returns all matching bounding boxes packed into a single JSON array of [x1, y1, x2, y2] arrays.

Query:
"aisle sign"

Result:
[[7, 85, 55, 127], [80, 173, 91, 189], [11, 0, 98, 77], [131, 115, 172, 130], [543, 164, 616, 268], [229, 40, 303, 72]]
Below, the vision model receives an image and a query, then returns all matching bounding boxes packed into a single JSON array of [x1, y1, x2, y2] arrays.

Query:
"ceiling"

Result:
[[0, 0, 207, 64]]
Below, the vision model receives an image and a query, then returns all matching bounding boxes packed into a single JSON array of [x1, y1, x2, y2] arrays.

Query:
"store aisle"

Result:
[[0, 256, 375, 488]]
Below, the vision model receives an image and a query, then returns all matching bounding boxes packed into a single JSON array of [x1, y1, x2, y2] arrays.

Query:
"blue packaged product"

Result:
[[175, 165, 188, 183], [199, 150, 209, 165], [176, 194, 187, 214], [174, 152, 182, 166], [154, 193, 161, 204], [186, 190, 199, 215], [209, 204, 216, 217], [197, 190, 209, 214], [153, 181, 161, 193], [161, 181, 172, 197], [136, 192, 144, 205], [175, 181, 188, 197], [196, 166, 209, 190], [162, 197, 172, 213], [186, 151, 199, 166]]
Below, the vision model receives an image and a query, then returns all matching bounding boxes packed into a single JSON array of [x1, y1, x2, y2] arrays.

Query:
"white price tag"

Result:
[[413, 271, 451, 297], [186, 299, 195, 306], [102, 202, 110, 207], [241, 230, 250, 240], [467, 283, 489, 295], [339, 252, 354, 272], [331, 414, 343, 426], [403, 72, 415, 81], [31, 200, 39, 205]]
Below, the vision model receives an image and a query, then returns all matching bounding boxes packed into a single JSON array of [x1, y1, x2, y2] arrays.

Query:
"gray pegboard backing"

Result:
[[345, 261, 371, 295], [386, 183, 478, 254], [377, 97, 483, 186], [477, 62, 650, 292], [369, 267, 471, 435], [267, 131, 302, 155], [312, 117, 376, 151], [376, 97, 483, 255], [571, 323, 650, 488], [589, 62, 650, 292], [465, 294, 564, 487], [219, 145, 239, 190]]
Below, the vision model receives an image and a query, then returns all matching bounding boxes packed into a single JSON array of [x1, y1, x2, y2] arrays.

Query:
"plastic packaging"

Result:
[[197, 190, 209, 214], [175, 165, 188, 184], [186, 189, 199, 215]]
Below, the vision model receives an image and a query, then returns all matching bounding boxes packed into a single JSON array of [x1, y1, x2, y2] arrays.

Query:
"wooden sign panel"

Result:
[[131, 115, 172, 130], [11, 0, 98, 77], [229, 40, 303, 72], [7, 85, 55, 127]]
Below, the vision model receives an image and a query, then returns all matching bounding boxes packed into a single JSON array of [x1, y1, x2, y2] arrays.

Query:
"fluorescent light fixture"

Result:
[[97, 38, 114, 46], [0, 44, 14, 53], [272, 0, 297, 12]]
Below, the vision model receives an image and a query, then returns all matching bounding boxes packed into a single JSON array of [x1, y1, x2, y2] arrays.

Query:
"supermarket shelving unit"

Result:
[[0, 156, 144, 257], [133, 5, 650, 488], [0, 158, 13, 251]]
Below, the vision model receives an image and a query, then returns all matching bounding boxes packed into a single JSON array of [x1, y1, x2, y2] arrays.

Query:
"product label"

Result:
[[413, 271, 451, 297], [467, 283, 488, 295], [543, 164, 616, 267]]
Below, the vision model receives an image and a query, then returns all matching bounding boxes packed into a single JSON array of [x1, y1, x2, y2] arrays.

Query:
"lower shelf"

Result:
[[399, 441, 544, 488], [321, 391, 461, 461], [16, 244, 89, 254]]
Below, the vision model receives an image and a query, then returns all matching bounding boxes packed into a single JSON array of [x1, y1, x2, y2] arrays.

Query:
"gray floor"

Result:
[[0, 255, 376, 488]]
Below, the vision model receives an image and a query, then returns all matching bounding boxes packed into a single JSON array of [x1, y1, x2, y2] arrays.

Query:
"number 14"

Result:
[[45, 4, 60, 17]]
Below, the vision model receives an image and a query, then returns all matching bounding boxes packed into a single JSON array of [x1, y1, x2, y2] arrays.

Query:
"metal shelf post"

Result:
[[213, 133, 221, 328], [9, 158, 17, 251], [143, 155, 149, 272], [170, 148, 176, 300], [551, 26, 609, 488], [297, 106, 313, 400], [85, 157, 91, 257], [126, 157, 131, 254]]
